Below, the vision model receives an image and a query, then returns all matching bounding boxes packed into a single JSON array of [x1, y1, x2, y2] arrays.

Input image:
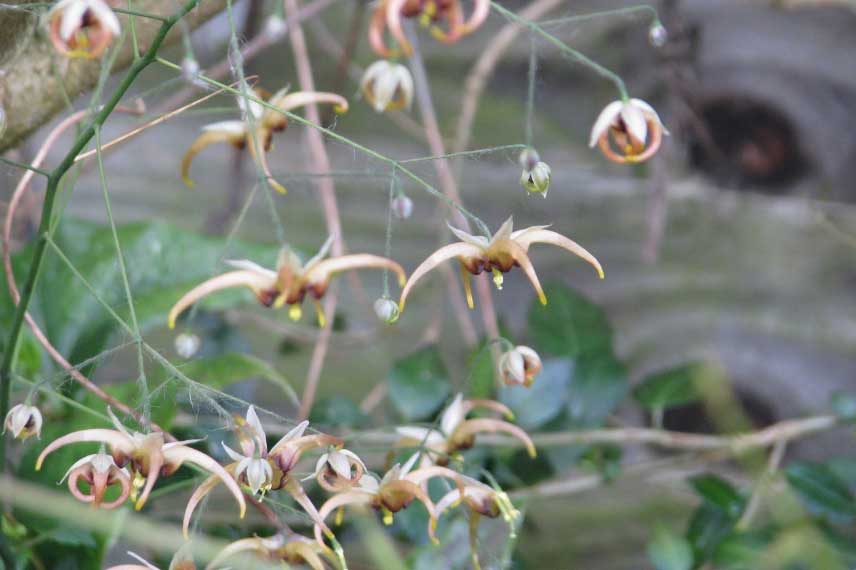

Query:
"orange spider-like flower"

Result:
[[36, 409, 246, 521], [167, 236, 406, 328], [49, 0, 121, 59], [206, 533, 333, 570], [183, 407, 341, 537], [369, 0, 490, 57], [399, 217, 603, 311], [396, 393, 536, 466], [181, 87, 348, 194], [589, 98, 669, 164]]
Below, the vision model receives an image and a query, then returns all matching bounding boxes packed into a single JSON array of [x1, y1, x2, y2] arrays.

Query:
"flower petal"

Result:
[[181, 127, 247, 188], [165, 446, 247, 523], [167, 270, 278, 329], [455, 418, 537, 458], [314, 491, 374, 544], [269, 92, 349, 115], [512, 229, 604, 279], [304, 254, 407, 291], [589, 100, 623, 147], [36, 429, 133, 471], [270, 420, 309, 451], [399, 242, 483, 311], [440, 394, 466, 437], [182, 473, 221, 538], [620, 102, 648, 145]]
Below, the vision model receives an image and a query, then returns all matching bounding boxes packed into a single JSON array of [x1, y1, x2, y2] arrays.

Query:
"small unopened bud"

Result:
[[391, 195, 413, 220], [4, 403, 43, 440], [498, 346, 542, 387], [520, 161, 551, 197], [373, 298, 400, 324], [174, 332, 201, 359], [649, 22, 668, 47], [518, 148, 541, 172], [181, 56, 205, 87], [360, 60, 414, 113], [265, 15, 287, 39]]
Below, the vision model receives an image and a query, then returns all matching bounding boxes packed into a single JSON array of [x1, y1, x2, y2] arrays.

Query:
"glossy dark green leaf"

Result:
[[498, 358, 571, 430], [566, 352, 627, 428], [689, 474, 745, 519], [712, 531, 769, 570], [633, 362, 712, 410], [527, 282, 612, 357], [387, 346, 451, 421], [687, 503, 738, 563], [785, 461, 856, 519], [310, 395, 369, 429], [647, 526, 694, 570], [467, 342, 497, 400]]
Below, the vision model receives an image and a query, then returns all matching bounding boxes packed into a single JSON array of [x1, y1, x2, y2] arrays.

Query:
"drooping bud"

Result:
[[374, 298, 400, 324], [264, 15, 287, 39], [360, 60, 414, 113], [518, 147, 541, 172], [520, 161, 552, 197], [498, 345, 542, 387], [648, 22, 668, 47], [4, 403, 43, 440], [174, 332, 201, 359], [181, 56, 206, 88], [391, 194, 414, 220]]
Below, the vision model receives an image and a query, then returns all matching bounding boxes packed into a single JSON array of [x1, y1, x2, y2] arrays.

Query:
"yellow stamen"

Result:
[[130, 472, 145, 503], [382, 508, 394, 526], [288, 304, 302, 321], [491, 268, 504, 290], [460, 263, 474, 310], [335, 506, 345, 526], [313, 299, 327, 328]]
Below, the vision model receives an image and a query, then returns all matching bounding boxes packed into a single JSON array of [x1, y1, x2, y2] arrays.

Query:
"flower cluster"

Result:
[[48, 0, 121, 59]]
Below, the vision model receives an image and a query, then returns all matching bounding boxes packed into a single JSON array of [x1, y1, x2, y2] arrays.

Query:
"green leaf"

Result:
[[527, 282, 612, 357], [46, 527, 97, 548], [498, 358, 571, 430], [647, 525, 694, 570], [686, 503, 738, 563], [633, 362, 712, 410], [830, 391, 856, 423], [310, 396, 369, 429], [785, 461, 856, 520], [566, 352, 627, 428], [166, 353, 299, 408], [712, 531, 769, 570], [467, 343, 496, 400], [689, 474, 745, 519], [387, 346, 451, 421]]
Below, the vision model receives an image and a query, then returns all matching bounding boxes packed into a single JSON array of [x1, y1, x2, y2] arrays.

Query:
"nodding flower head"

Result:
[[307, 447, 367, 492], [61, 449, 131, 509], [48, 0, 121, 59], [520, 161, 552, 197], [589, 98, 668, 164], [498, 345, 542, 387], [207, 533, 332, 570], [360, 60, 414, 113], [36, 408, 245, 529], [4, 403, 43, 440], [396, 394, 536, 466], [181, 86, 348, 193], [399, 216, 603, 311], [183, 407, 340, 537], [373, 297, 401, 324], [314, 453, 443, 543], [369, 0, 490, 57], [167, 236, 406, 328]]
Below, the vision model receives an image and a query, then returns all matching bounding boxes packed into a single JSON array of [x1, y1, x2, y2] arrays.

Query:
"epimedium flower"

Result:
[[181, 86, 349, 194], [313, 454, 439, 543], [183, 406, 341, 537], [396, 394, 536, 466], [520, 161, 551, 196], [107, 545, 196, 570], [167, 236, 406, 328], [3, 403, 42, 440], [306, 447, 367, 492], [35, 408, 246, 521], [60, 449, 130, 509], [373, 297, 401, 324], [360, 60, 414, 113], [207, 533, 333, 570], [48, 0, 121, 59], [498, 345, 542, 387], [399, 216, 603, 311], [589, 98, 669, 164], [369, 0, 489, 58]]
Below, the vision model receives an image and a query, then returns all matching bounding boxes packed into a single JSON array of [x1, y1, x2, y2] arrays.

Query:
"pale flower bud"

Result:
[[4, 403, 43, 440], [520, 161, 552, 197], [360, 60, 414, 113], [181, 56, 205, 88], [174, 332, 201, 359], [498, 346, 542, 387], [649, 22, 668, 47], [374, 298, 400, 324], [264, 15, 287, 39], [391, 195, 413, 220], [518, 147, 541, 172]]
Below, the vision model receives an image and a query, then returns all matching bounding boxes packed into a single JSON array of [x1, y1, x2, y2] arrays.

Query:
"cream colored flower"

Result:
[[4, 403, 42, 440], [207, 533, 332, 570], [168, 237, 406, 328], [399, 216, 603, 311], [307, 447, 367, 492], [48, 0, 121, 59], [60, 449, 131, 509], [520, 161, 552, 196], [589, 98, 668, 164], [498, 345, 542, 387], [361, 60, 414, 113]]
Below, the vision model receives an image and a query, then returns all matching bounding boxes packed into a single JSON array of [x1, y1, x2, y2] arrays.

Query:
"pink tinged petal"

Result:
[[285, 479, 328, 535], [399, 242, 483, 311], [181, 128, 247, 188], [403, 465, 462, 487], [498, 350, 526, 385], [400, 452, 420, 477], [503, 239, 547, 306], [464, 398, 515, 420], [206, 537, 266, 570], [88, 0, 121, 36], [245, 459, 272, 494], [630, 98, 669, 134], [182, 473, 221, 538], [165, 446, 247, 522], [620, 103, 648, 145], [303, 235, 336, 272], [289, 542, 327, 570], [328, 451, 352, 480], [369, 5, 395, 57], [105, 566, 157, 570], [440, 394, 467, 436], [384, 0, 413, 56], [134, 452, 164, 511], [456, 418, 537, 458], [314, 491, 375, 543], [461, 0, 490, 33], [270, 420, 309, 452], [36, 429, 133, 471], [512, 229, 604, 280], [359, 474, 380, 493], [270, 92, 349, 115], [244, 405, 268, 455], [491, 216, 515, 244], [127, 552, 160, 570], [304, 254, 407, 290], [58, 0, 88, 40], [447, 223, 489, 248], [224, 259, 277, 278], [339, 449, 367, 470], [589, 100, 624, 147], [435, 489, 463, 516], [221, 442, 246, 464], [167, 270, 278, 329], [396, 426, 445, 448]]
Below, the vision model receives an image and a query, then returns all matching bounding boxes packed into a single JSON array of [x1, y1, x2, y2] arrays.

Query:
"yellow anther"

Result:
[[492, 268, 504, 290], [288, 304, 302, 321]]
